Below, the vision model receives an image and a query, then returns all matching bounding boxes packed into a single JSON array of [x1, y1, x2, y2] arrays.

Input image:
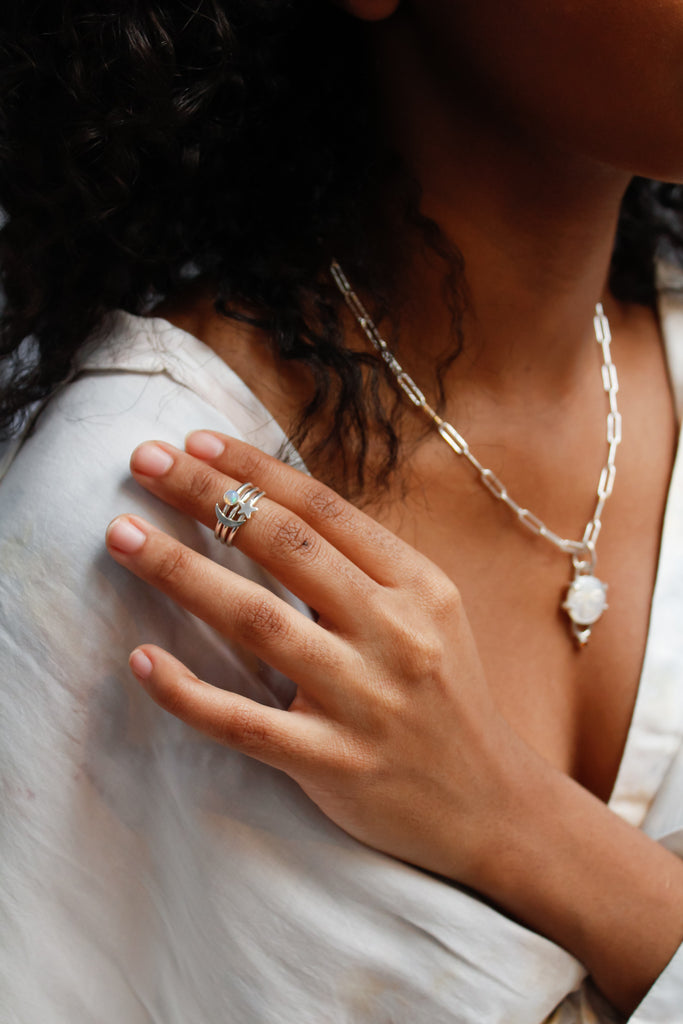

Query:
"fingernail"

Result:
[[185, 431, 225, 459], [131, 442, 175, 477], [129, 648, 153, 680], [107, 516, 147, 554]]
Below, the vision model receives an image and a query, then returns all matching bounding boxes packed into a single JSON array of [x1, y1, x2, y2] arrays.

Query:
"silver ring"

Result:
[[214, 482, 266, 546]]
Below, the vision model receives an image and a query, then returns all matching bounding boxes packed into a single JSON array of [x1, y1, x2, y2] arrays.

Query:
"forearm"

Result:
[[465, 740, 683, 1016]]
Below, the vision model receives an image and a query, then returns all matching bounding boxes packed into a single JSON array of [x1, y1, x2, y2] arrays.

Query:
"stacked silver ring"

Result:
[[214, 482, 265, 546]]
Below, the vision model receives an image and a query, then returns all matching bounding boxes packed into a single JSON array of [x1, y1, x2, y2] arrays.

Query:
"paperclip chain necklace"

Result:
[[330, 260, 622, 647]]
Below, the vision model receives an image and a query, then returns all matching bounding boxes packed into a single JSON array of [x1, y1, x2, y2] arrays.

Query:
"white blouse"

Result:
[[1, 289, 683, 1023]]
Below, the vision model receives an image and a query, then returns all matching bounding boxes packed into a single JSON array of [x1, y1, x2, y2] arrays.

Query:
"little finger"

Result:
[[129, 644, 330, 773]]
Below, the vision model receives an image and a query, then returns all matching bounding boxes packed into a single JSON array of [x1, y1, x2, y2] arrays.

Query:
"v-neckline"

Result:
[[608, 273, 683, 826]]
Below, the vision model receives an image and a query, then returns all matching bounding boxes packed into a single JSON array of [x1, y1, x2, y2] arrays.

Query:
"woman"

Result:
[[1, 1, 682, 1020]]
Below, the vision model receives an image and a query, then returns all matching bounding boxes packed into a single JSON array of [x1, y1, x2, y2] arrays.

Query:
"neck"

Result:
[[370, 12, 634, 397]]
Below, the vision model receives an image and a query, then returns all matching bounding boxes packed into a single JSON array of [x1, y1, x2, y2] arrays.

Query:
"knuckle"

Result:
[[396, 625, 444, 675], [376, 600, 446, 678], [302, 485, 353, 528], [153, 543, 191, 588], [234, 593, 287, 645], [233, 445, 269, 485], [220, 704, 271, 753], [187, 464, 220, 506], [293, 628, 329, 668], [412, 631, 446, 673], [263, 512, 318, 560], [420, 571, 463, 620], [364, 674, 413, 724]]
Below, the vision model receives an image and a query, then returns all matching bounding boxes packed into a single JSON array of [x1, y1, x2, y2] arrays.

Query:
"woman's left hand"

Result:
[[105, 429, 530, 888]]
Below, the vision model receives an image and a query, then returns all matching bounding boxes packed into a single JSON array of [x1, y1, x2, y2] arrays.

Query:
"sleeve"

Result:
[[0, 367, 301, 1022], [629, 943, 683, 1022], [628, 749, 683, 1023]]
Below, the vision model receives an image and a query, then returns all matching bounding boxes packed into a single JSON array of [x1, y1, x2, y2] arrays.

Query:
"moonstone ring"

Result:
[[214, 482, 266, 545]]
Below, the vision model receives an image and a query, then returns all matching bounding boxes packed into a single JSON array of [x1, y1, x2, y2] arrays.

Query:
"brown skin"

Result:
[[109, 0, 683, 1015]]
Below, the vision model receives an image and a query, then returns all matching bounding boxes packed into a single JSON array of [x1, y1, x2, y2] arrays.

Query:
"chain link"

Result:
[[330, 260, 621, 564]]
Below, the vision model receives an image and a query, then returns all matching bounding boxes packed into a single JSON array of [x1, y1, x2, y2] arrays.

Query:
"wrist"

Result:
[[459, 744, 683, 1014], [418, 715, 547, 895]]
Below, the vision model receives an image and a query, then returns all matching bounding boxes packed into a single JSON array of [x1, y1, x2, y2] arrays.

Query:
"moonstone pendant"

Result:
[[562, 572, 608, 647]]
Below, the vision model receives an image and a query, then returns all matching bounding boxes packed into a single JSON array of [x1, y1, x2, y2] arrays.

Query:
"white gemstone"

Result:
[[225, 490, 240, 505], [563, 575, 608, 626]]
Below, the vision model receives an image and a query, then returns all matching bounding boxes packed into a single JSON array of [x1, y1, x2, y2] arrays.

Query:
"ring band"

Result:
[[214, 482, 265, 546]]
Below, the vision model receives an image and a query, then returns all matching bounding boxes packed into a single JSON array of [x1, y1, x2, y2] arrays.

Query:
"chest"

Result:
[[365, 368, 677, 801]]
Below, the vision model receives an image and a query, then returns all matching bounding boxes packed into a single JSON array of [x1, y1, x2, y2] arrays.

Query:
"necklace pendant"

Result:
[[562, 570, 608, 648]]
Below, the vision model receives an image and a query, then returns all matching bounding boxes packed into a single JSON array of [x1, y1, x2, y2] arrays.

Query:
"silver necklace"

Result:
[[330, 259, 621, 647]]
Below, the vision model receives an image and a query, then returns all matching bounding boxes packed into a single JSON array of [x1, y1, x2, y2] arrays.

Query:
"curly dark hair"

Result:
[[1, 1, 682, 492]]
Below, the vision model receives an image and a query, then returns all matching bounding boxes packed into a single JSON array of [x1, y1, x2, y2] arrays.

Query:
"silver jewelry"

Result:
[[215, 482, 265, 545], [330, 259, 621, 647]]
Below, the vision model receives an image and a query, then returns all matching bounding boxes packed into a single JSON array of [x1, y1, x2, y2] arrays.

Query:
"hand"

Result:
[[106, 430, 683, 1013], [105, 430, 527, 887]]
